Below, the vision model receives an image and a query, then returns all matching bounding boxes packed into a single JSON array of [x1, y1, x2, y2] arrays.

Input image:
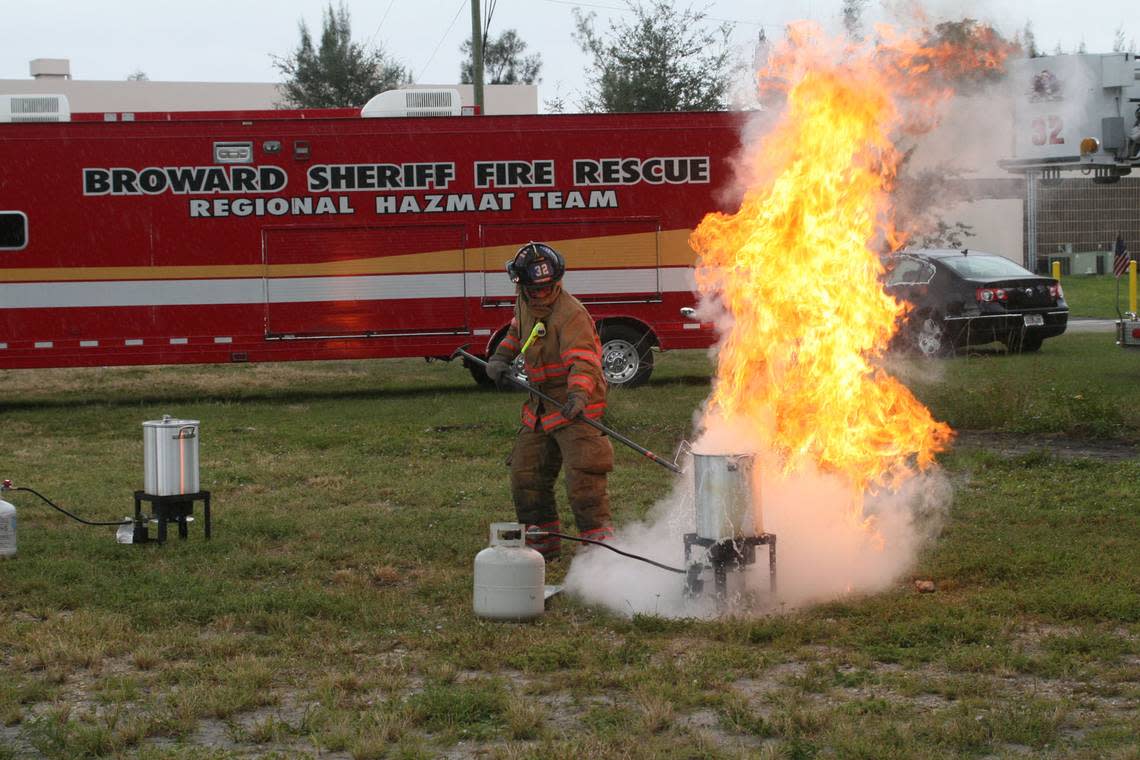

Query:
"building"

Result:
[[0, 58, 537, 115]]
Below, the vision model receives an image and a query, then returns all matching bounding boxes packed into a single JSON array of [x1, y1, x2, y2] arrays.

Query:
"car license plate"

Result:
[[1024, 314, 1044, 327]]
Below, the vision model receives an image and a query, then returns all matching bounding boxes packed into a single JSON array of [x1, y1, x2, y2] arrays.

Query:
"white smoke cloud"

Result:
[[565, 411, 953, 618]]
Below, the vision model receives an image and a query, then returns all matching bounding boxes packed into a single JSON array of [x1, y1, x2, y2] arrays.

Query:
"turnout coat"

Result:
[[491, 286, 607, 431]]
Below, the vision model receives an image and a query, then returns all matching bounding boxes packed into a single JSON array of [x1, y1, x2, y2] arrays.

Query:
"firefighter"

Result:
[[485, 242, 614, 560]]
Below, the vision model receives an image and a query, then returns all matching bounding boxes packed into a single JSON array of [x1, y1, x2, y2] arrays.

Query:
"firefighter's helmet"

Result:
[[506, 242, 565, 287]]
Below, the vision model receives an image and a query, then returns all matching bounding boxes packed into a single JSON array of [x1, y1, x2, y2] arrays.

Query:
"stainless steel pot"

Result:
[[143, 415, 200, 496], [693, 453, 760, 541]]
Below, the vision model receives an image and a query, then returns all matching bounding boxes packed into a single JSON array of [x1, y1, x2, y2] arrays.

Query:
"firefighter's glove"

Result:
[[486, 357, 514, 391], [563, 392, 587, 419]]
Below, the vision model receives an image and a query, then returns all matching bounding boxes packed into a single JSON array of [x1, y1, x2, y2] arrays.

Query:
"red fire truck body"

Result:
[[0, 107, 743, 385]]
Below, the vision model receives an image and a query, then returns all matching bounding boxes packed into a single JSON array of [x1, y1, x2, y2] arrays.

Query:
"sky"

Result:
[[1, 0, 1135, 111]]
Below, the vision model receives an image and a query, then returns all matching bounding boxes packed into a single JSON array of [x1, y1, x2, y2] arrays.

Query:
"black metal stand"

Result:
[[133, 490, 211, 544], [684, 533, 776, 597]]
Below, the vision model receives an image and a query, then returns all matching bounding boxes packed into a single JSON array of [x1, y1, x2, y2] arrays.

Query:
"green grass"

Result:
[[1057, 274, 1133, 318], [899, 332, 1140, 438], [1, 334, 1139, 757]]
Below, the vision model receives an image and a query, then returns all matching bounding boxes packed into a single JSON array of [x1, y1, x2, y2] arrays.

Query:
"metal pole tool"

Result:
[[453, 346, 683, 474]]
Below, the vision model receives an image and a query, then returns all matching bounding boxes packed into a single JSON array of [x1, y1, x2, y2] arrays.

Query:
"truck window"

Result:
[[0, 212, 27, 250]]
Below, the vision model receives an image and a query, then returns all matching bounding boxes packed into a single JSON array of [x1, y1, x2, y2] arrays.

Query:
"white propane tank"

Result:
[[473, 522, 545, 621], [0, 500, 16, 558]]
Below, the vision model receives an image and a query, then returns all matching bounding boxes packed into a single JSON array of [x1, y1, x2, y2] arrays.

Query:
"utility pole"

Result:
[[470, 0, 485, 112]]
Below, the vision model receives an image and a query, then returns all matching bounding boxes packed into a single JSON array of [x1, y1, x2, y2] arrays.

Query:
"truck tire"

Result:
[[467, 336, 527, 388], [467, 355, 494, 387], [599, 324, 654, 388]]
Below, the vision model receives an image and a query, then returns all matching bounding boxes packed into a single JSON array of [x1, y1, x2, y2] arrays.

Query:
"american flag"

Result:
[[1114, 235, 1131, 277]]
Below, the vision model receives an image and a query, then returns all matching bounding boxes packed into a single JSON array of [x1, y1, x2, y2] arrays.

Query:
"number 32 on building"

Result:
[[1031, 116, 1064, 146]]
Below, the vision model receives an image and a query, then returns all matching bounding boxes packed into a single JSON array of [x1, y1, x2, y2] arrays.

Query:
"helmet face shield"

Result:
[[505, 242, 565, 287]]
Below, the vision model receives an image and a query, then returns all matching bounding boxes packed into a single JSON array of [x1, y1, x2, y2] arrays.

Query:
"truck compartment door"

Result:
[[263, 224, 467, 337]]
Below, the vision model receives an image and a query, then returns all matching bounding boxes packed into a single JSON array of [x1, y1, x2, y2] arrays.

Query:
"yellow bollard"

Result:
[[1051, 260, 1061, 281], [1131, 261, 1138, 316]]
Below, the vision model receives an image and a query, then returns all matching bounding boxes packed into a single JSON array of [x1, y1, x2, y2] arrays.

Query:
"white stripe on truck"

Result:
[[0, 268, 696, 309]]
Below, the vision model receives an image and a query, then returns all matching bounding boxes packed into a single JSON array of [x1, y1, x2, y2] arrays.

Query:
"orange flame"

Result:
[[692, 21, 1012, 496]]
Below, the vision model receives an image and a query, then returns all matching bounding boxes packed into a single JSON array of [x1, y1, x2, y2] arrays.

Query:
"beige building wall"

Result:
[[0, 78, 283, 113], [0, 59, 537, 115]]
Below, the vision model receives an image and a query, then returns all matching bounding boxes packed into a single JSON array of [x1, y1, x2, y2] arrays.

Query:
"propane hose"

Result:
[[527, 529, 687, 574], [0, 481, 131, 527]]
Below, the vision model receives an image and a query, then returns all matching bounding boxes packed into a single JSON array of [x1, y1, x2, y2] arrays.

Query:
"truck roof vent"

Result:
[[361, 88, 462, 118], [0, 94, 71, 123]]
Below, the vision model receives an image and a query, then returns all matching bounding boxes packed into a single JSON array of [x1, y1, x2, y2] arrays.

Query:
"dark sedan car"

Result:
[[884, 249, 1069, 356]]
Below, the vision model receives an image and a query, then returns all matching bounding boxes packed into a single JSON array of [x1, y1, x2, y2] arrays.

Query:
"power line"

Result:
[[366, 0, 398, 48], [417, 0, 468, 83]]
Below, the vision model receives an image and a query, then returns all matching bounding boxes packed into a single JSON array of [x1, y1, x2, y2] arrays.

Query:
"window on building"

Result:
[[0, 212, 27, 250]]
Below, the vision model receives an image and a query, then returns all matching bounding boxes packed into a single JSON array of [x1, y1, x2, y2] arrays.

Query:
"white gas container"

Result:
[[473, 522, 545, 621], [0, 500, 16, 558], [143, 415, 200, 496]]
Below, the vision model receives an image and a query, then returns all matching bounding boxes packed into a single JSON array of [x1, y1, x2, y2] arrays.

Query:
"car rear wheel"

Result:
[[599, 324, 654, 388], [910, 314, 948, 358]]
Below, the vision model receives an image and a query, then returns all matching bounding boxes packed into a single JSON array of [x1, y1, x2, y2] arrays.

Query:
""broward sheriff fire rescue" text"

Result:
[[81, 157, 710, 219]]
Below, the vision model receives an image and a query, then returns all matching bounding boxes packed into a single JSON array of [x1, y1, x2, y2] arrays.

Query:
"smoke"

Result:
[[565, 412, 952, 618]]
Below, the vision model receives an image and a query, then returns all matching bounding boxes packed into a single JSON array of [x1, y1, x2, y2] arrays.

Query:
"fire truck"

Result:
[[999, 53, 1140, 347], [0, 90, 744, 386]]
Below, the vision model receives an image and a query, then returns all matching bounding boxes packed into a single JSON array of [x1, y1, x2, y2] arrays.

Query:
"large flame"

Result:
[[692, 21, 1014, 495]]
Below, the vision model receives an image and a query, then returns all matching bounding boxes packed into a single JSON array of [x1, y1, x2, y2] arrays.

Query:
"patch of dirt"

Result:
[[677, 708, 769, 752], [951, 432, 1138, 461]]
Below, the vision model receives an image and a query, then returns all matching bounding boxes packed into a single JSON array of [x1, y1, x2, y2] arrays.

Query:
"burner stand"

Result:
[[133, 490, 211, 544], [684, 533, 777, 597]]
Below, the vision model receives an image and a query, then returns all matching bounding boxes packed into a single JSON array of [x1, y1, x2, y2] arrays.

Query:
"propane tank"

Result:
[[473, 522, 545, 621], [0, 499, 16, 559]]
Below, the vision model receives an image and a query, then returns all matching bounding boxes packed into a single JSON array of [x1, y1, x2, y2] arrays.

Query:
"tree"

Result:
[[273, 2, 407, 108], [919, 19, 1017, 93], [891, 155, 975, 251], [1113, 25, 1126, 53], [572, 1, 733, 113], [460, 29, 542, 85], [842, 0, 869, 41], [1020, 20, 1039, 58]]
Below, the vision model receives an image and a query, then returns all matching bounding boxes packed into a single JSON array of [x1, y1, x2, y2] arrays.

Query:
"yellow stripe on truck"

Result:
[[0, 229, 699, 283]]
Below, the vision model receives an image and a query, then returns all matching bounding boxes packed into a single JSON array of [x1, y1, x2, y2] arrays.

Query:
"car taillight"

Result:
[[976, 287, 1008, 303], [1049, 283, 1063, 300]]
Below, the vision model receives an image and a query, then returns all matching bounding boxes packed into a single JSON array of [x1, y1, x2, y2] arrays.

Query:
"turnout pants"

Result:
[[509, 420, 614, 558]]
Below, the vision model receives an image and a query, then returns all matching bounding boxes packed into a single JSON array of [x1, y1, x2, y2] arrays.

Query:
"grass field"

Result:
[[1057, 274, 1132, 319], [1, 333, 1139, 759]]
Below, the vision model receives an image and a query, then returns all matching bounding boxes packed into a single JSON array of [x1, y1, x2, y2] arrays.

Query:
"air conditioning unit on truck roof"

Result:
[[0, 94, 70, 122], [361, 88, 461, 118]]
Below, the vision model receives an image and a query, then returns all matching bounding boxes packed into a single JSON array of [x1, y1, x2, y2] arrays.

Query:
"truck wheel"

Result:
[[467, 355, 494, 387], [467, 337, 527, 388], [599, 324, 654, 388]]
